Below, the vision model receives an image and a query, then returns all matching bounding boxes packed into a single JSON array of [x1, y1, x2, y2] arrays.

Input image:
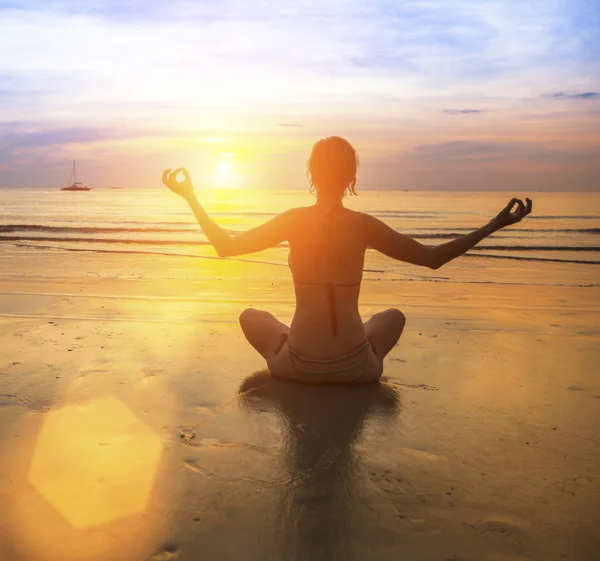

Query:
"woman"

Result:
[[163, 136, 532, 385]]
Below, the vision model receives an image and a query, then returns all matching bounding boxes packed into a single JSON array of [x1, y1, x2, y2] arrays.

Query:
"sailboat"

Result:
[[61, 159, 92, 191]]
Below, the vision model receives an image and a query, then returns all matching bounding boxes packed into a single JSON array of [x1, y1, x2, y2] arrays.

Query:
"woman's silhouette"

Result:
[[163, 136, 532, 384]]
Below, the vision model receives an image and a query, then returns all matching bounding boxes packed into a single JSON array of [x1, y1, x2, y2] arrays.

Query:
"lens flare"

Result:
[[29, 397, 163, 529]]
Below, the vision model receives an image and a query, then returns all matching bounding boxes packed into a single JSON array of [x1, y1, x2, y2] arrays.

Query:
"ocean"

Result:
[[1, 188, 598, 287]]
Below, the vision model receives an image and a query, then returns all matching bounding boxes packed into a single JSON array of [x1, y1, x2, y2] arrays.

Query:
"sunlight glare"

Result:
[[217, 161, 234, 179], [213, 152, 242, 188]]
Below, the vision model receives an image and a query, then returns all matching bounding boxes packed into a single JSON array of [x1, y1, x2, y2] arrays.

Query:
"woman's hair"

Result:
[[307, 136, 359, 197]]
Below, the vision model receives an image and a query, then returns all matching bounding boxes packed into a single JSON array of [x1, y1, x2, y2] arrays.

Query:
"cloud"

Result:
[[11, 128, 127, 148], [400, 140, 600, 166], [1, 0, 598, 117], [442, 109, 484, 115], [0, 123, 173, 149], [358, 140, 600, 191], [547, 92, 599, 100]]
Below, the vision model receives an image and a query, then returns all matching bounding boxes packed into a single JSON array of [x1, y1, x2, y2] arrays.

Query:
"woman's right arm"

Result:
[[163, 167, 295, 258], [365, 198, 532, 270]]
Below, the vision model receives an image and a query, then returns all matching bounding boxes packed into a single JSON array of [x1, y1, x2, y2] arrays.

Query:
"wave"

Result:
[[0, 235, 215, 246], [2, 235, 599, 254], [200, 210, 598, 220], [514, 228, 600, 234], [529, 215, 600, 220], [473, 245, 599, 252], [0, 224, 194, 234], [397, 227, 600, 233], [6, 241, 599, 266], [5, 242, 287, 267], [2, 223, 599, 237], [464, 253, 600, 265], [0, 227, 464, 240]]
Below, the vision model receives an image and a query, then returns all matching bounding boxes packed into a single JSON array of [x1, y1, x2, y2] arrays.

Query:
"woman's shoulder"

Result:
[[283, 205, 370, 224], [343, 208, 375, 226], [282, 205, 313, 218]]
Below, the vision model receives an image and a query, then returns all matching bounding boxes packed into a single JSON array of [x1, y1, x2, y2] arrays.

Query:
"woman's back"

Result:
[[287, 204, 369, 357]]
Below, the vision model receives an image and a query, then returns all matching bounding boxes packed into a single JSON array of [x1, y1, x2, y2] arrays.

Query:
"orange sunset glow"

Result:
[[0, 2, 599, 561], [0, 1, 599, 191]]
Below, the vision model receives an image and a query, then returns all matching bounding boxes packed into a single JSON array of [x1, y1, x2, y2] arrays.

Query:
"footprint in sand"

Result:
[[463, 517, 531, 553], [369, 468, 411, 496], [568, 386, 600, 400], [0, 393, 31, 408], [387, 380, 439, 391], [149, 544, 178, 561]]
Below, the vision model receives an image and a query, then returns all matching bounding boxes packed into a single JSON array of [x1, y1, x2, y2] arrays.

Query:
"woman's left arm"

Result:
[[163, 168, 294, 257], [430, 197, 533, 269]]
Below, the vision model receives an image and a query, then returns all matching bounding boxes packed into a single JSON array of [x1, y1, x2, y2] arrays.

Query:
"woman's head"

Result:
[[307, 136, 359, 197]]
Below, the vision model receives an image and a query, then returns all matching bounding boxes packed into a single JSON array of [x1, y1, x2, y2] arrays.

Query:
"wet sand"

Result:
[[0, 248, 599, 561]]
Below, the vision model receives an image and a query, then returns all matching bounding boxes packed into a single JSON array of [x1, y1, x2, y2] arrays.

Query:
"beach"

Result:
[[1, 190, 599, 560]]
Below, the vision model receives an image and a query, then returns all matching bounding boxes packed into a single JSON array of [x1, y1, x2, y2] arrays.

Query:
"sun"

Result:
[[213, 153, 240, 188], [216, 160, 234, 179]]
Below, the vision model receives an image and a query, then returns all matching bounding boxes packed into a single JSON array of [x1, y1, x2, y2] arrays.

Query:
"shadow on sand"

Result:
[[239, 371, 401, 561]]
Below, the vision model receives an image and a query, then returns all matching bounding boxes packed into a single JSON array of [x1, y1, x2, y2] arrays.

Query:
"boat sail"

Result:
[[61, 159, 92, 191]]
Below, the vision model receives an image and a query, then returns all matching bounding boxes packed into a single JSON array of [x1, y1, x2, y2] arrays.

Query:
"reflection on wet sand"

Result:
[[239, 372, 400, 561]]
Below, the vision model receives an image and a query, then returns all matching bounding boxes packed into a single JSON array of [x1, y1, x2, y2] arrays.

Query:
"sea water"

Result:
[[1, 188, 598, 287]]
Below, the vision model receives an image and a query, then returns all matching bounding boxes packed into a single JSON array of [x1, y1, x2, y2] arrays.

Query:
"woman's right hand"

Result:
[[162, 168, 195, 199], [490, 197, 532, 231]]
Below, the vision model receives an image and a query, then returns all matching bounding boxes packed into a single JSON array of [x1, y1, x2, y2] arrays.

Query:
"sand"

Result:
[[0, 247, 599, 561]]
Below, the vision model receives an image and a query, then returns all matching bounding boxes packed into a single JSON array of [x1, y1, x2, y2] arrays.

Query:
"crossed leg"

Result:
[[363, 308, 406, 363], [239, 308, 289, 360]]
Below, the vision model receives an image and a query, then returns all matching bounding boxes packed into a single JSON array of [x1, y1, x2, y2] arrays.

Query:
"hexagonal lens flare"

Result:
[[29, 397, 163, 528]]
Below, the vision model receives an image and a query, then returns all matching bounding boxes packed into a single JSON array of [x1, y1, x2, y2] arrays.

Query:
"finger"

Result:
[[162, 169, 171, 185], [181, 168, 191, 180], [525, 197, 532, 215], [172, 167, 184, 180], [503, 198, 518, 213], [512, 199, 525, 216]]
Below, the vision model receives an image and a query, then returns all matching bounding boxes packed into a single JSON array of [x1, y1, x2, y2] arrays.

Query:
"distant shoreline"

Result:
[[0, 186, 598, 193]]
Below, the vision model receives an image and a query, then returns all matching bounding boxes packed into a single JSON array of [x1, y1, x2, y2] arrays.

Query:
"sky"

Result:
[[0, 0, 599, 191]]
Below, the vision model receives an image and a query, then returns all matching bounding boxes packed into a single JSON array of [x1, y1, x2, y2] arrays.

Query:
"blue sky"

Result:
[[0, 0, 599, 190]]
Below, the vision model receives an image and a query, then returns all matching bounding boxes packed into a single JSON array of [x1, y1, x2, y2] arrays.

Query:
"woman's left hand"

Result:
[[490, 197, 533, 231], [162, 168, 195, 199]]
